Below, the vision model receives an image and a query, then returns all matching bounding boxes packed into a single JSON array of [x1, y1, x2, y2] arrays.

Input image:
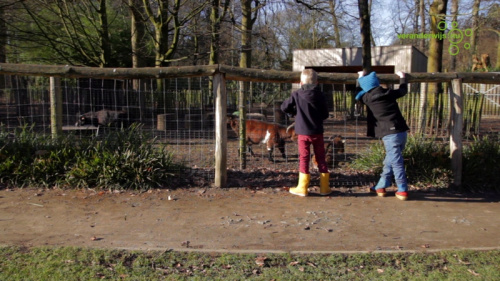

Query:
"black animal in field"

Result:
[[76, 109, 128, 128]]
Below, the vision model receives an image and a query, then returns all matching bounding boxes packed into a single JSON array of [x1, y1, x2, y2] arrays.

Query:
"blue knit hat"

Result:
[[355, 72, 380, 100]]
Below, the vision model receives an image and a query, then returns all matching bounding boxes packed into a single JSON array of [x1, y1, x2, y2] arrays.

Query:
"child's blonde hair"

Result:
[[301, 69, 317, 85]]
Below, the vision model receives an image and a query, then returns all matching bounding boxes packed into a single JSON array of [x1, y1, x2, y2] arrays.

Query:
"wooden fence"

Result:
[[1, 63, 499, 188]]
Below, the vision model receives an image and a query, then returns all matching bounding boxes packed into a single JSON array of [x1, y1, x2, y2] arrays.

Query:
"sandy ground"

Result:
[[1, 187, 499, 253]]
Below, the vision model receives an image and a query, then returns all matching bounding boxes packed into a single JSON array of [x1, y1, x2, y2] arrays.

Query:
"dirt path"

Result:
[[1, 187, 499, 253]]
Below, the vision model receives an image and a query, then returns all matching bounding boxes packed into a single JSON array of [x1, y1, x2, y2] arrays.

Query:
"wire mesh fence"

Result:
[[1, 67, 499, 188]]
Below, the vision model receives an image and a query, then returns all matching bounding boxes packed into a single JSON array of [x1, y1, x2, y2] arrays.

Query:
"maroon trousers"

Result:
[[298, 134, 328, 174]]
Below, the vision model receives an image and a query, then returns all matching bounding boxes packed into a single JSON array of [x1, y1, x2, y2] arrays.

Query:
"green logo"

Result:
[[439, 20, 472, 56]]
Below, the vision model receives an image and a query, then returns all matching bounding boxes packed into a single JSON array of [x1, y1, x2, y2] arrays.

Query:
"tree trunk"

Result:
[[208, 0, 221, 105], [419, 0, 425, 50], [129, 0, 147, 94], [368, 0, 376, 47], [209, 0, 229, 65], [328, 0, 342, 47], [98, 0, 111, 67], [497, 32, 500, 69], [0, 5, 5, 90], [358, 0, 372, 74], [240, 0, 253, 70], [238, 0, 254, 169], [427, 0, 448, 94], [236, 0, 261, 168], [414, 0, 419, 33], [143, 0, 181, 68], [209, 0, 229, 104], [129, 0, 147, 69], [209, 0, 221, 66], [449, 0, 458, 71], [0, 4, 5, 63], [470, 0, 481, 57]]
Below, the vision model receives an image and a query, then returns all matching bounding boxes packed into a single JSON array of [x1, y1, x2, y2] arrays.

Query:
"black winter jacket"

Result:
[[281, 84, 329, 135], [358, 78, 409, 138]]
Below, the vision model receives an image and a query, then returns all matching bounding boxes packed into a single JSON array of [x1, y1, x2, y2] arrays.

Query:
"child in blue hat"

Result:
[[356, 71, 410, 200]]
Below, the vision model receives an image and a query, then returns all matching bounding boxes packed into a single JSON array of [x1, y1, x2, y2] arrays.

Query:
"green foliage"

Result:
[[0, 124, 183, 190], [349, 139, 386, 173], [462, 136, 500, 192], [350, 135, 452, 189], [403, 135, 452, 187], [7, 2, 133, 67], [1, 246, 499, 280], [352, 135, 500, 192]]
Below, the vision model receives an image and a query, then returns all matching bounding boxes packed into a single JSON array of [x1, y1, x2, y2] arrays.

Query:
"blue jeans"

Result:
[[374, 132, 408, 192]]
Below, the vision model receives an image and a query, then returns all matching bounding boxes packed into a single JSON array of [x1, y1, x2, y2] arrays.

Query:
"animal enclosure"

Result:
[[0, 64, 499, 188]]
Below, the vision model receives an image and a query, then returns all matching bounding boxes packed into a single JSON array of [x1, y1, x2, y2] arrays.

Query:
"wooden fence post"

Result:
[[238, 81, 248, 169], [449, 78, 463, 188], [214, 72, 227, 188], [50, 77, 62, 138]]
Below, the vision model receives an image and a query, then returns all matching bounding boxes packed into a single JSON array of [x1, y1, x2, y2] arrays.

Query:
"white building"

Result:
[[292, 45, 427, 113], [293, 45, 427, 74]]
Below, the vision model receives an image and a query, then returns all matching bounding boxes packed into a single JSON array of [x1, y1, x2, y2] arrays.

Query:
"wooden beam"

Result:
[[219, 65, 300, 83], [1, 63, 498, 84], [0, 63, 218, 79]]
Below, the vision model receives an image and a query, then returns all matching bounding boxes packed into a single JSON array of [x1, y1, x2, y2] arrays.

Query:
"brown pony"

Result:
[[312, 135, 345, 169], [228, 115, 296, 161]]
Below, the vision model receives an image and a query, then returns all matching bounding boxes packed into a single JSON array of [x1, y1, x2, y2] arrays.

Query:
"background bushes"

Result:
[[351, 135, 500, 193], [1, 126, 499, 193], [0, 125, 182, 190]]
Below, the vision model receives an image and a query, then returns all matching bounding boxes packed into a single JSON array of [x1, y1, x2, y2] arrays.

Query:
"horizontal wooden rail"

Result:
[[0, 63, 219, 79], [1, 63, 499, 84]]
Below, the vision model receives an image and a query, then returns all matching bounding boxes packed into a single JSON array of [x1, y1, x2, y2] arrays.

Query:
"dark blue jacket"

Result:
[[358, 78, 409, 138], [281, 84, 329, 135]]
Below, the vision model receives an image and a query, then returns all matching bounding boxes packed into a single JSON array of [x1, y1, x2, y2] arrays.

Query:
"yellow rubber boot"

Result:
[[289, 172, 310, 197], [319, 173, 332, 195]]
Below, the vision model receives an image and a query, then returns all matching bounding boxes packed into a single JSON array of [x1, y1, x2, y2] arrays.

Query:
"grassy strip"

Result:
[[1, 246, 499, 280]]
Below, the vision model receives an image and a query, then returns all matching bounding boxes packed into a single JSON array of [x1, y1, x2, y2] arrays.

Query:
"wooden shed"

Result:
[[293, 45, 427, 74], [292, 45, 427, 113]]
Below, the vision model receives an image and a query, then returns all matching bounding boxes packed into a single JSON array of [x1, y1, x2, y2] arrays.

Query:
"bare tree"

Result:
[[419, 0, 447, 134], [470, 0, 481, 56], [358, 0, 372, 74], [142, 0, 207, 67], [328, 0, 343, 47], [8, 0, 127, 66], [419, 0, 425, 50], [128, 0, 147, 69], [449, 0, 459, 71], [427, 0, 448, 80], [210, 0, 230, 65], [393, 0, 418, 45], [0, 3, 5, 64], [231, 0, 265, 168], [97, 0, 111, 67], [0, 2, 6, 91]]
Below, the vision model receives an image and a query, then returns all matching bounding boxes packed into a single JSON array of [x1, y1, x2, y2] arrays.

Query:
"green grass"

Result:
[[1, 246, 499, 280]]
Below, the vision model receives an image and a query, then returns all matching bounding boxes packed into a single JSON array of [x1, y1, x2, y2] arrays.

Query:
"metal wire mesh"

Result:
[[1, 73, 499, 188]]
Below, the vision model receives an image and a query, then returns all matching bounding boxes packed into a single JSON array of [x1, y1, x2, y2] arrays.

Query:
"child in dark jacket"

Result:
[[281, 69, 331, 197], [356, 71, 409, 200]]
